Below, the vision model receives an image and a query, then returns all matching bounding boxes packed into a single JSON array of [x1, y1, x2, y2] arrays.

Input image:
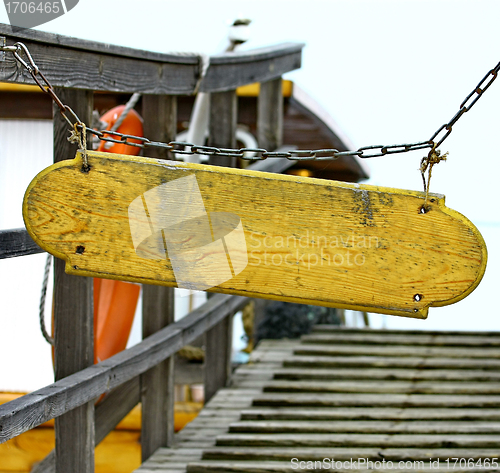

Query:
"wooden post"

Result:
[[208, 90, 237, 167], [140, 95, 176, 461], [204, 90, 238, 402], [52, 88, 94, 473], [257, 78, 283, 151]]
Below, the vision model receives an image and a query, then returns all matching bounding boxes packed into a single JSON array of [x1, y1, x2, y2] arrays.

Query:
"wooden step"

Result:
[[301, 332, 500, 347], [284, 355, 500, 369], [294, 344, 500, 359], [215, 432, 500, 448], [260, 380, 500, 394], [252, 393, 500, 408], [187, 460, 500, 473], [240, 407, 500, 421], [228, 420, 500, 434], [311, 326, 500, 337], [272, 367, 500, 381], [201, 446, 500, 462]]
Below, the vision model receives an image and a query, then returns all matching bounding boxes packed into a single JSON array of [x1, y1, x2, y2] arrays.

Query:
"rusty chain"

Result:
[[2, 41, 500, 161]]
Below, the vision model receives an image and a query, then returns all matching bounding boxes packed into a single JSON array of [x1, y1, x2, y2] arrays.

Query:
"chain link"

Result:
[[2, 42, 499, 161]]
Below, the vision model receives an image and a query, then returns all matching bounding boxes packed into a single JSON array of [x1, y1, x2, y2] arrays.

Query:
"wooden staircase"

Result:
[[136, 326, 500, 472]]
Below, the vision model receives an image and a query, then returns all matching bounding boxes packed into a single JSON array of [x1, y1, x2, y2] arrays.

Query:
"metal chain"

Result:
[[2, 42, 500, 161]]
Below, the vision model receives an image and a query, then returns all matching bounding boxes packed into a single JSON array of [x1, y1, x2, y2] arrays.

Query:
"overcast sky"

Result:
[[1, 1, 499, 390]]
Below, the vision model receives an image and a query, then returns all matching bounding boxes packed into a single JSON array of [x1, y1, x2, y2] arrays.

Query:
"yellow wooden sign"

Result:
[[23, 151, 487, 319]]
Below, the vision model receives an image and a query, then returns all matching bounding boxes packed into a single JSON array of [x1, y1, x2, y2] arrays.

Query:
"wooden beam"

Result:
[[140, 94, 176, 460], [205, 313, 234, 403], [0, 293, 247, 443], [204, 90, 238, 401], [0, 25, 303, 94], [52, 88, 94, 473], [31, 378, 140, 473], [258, 78, 283, 151], [0, 228, 43, 259], [201, 45, 302, 93], [141, 286, 175, 459], [208, 90, 238, 167]]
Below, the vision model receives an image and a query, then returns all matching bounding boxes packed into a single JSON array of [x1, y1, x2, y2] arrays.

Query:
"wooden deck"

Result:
[[135, 325, 500, 473]]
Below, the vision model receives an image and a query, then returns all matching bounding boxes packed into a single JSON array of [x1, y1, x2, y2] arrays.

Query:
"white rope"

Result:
[[39, 254, 54, 345]]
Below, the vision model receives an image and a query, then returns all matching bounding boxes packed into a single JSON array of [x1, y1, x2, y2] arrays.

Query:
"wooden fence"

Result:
[[0, 24, 303, 473]]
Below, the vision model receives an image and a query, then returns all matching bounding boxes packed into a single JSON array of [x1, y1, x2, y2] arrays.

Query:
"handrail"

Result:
[[0, 292, 247, 443], [0, 23, 304, 94]]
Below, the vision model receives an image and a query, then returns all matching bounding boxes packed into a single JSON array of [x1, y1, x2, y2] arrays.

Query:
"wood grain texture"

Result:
[[141, 285, 175, 460], [24, 151, 486, 318], [141, 94, 177, 461], [0, 25, 303, 94], [258, 78, 283, 151]]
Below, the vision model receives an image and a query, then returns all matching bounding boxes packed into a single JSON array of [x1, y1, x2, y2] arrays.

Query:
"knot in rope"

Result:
[[420, 146, 448, 207]]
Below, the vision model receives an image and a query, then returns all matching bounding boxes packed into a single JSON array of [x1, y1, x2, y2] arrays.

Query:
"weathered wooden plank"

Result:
[[200, 45, 303, 93], [23, 151, 486, 318], [252, 393, 500, 408], [204, 90, 238, 402], [283, 355, 500, 369], [260, 379, 500, 394], [205, 315, 233, 403], [301, 332, 500, 347], [239, 407, 500, 421], [52, 87, 94, 473], [141, 94, 177, 461], [272, 367, 500, 382], [258, 78, 283, 151], [0, 228, 43, 259], [215, 432, 500, 448], [141, 285, 175, 460], [0, 293, 246, 443], [0, 25, 303, 94], [228, 420, 500, 434], [311, 325, 500, 336], [186, 460, 500, 473], [208, 90, 237, 166], [32, 378, 140, 473], [293, 344, 500, 358], [201, 446, 500, 462]]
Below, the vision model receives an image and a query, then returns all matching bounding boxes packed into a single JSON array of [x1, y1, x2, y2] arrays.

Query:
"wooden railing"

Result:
[[0, 24, 303, 473]]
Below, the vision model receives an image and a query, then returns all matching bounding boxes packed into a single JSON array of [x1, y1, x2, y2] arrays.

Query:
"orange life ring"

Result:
[[97, 105, 143, 156]]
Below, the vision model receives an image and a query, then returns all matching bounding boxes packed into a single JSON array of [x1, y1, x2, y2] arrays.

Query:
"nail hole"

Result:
[[73, 265, 78, 270], [413, 308, 419, 313], [419, 205, 428, 214], [414, 294, 423, 302], [76, 245, 85, 254], [430, 199, 436, 203]]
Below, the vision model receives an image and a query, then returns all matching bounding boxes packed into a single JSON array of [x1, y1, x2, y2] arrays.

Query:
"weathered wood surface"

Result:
[[141, 93, 177, 461], [141, 285, 175, 460], [52, 88, 94, 473], [24, 151, 486, 318], [0, 293, 246, 443], [0, 24, 303, 94], [258, 78, 283, 151], [31, 378, 141, 473], [302, 332, 500, 346], [134, 326, 500, 473], [0, 227, 43, 259]]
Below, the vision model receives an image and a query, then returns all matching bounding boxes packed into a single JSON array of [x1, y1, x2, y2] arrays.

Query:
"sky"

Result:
[[0, 0, 499, 390]]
